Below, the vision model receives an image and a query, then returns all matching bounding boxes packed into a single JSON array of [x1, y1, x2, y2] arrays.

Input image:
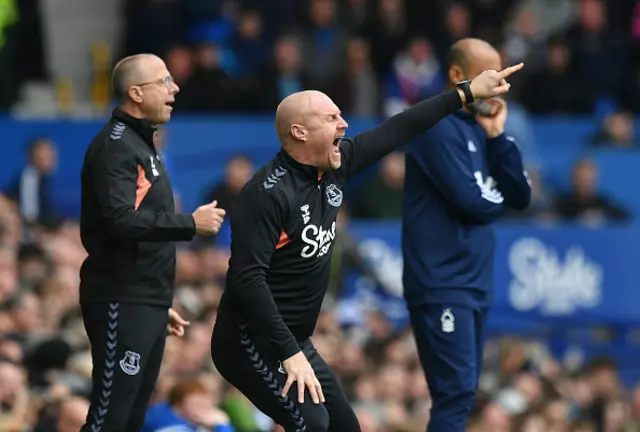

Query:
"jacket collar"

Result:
[[111, 108, 157, 149], [276, 149, 321, 181], [454, 109, 478, 124]]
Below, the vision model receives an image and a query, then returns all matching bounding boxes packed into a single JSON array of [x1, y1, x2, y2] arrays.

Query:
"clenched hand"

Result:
[[192, 200, 226, 235]]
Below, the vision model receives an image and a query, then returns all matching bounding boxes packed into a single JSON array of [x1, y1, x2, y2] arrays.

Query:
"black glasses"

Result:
[[135, 75, 175, 88]]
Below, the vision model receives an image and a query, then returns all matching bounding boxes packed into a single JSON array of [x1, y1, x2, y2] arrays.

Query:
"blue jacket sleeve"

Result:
[[411, 123, 506, 222], [486, 133, 532, 210]]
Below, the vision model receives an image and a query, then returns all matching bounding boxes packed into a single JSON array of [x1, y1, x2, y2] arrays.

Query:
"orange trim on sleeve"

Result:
[[276, 230, 290, 249], [135, 165, 152, 210]]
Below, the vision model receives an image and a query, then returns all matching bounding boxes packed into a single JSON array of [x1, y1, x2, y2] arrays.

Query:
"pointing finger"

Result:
[[210, 200, 218, 208], [497, 62, 524, 79]]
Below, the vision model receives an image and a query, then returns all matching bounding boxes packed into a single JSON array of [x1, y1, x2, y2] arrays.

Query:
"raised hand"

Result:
[[469, 63, 524, 99]]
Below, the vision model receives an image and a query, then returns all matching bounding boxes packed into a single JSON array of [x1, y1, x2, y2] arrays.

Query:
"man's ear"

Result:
[[448, 65, 466, 84], [129, 86, 143, 103], [291, 124, 307, 142]]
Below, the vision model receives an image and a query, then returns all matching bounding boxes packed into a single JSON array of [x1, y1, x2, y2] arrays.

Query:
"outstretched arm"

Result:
[[340, 63, 524, 179], [341, 89, 462, 179]]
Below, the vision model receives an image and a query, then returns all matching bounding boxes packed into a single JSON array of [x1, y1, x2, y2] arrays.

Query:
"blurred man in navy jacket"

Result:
[[402, 38, 531, 432]]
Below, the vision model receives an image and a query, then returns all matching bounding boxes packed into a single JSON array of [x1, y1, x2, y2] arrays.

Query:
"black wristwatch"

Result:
[[456, 80, 474, 104]]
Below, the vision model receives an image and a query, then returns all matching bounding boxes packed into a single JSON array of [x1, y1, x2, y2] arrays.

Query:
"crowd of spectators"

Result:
[[123, 0, 640, 119], [0, 141, 636, 431], [0, 194, 638, 432], [132, 0, 640, 225]]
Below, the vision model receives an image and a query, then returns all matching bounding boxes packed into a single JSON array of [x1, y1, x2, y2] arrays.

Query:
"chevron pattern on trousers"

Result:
[[238, 323, 307, 432], [89, 302, 119, 432]]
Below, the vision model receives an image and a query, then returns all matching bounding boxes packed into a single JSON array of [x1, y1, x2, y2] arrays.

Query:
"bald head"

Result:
[[273, 90, 347, 170], [446, 38, 500, 84], [111, 54, 163, 103], [275, 90, 328, 144]]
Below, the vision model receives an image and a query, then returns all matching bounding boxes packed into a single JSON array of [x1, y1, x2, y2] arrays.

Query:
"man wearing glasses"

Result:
[[78, 54, 226, 431]]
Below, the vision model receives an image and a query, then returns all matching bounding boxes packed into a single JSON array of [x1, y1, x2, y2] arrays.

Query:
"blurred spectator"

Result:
[[6, 138, 58, 227], [365, 0, 408, 78], [563, 0, 626, 103], [52, 396, 90, 432], [511, 0, 577, 42], [384, 37, 445, 117], [165, 46, 201, 113], [34, 396, 89, 432], [468, 401, 512, 432], [302, 0, 348, 89], [625, 384, 640, 430], [5, 291, 44, 339], [144, 378, 233, 431], [0, 361, 29, 431], [521, 37, 593, 114], [327, 207, 389, 301], [322, 36, 380, 116], [201, 154, 253, 219], [230, 8, 269, 78], [441, 3, 472, 52], [555, 158, 630, 225], [353, 151, 404, 219], [176, 43, 236, 112], [503, 8, 546, 68], [590, 110, 637, 148], [339, 0, 371, 31], [466, 0, 513, 45], [165, 46, 195, 86], [183, 0, 235, 53], [260, 35, 310, 111]]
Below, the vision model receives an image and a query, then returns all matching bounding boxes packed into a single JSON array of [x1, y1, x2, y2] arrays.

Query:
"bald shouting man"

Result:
[[79, 54, 225, 431], [211, 64, 523, 431]]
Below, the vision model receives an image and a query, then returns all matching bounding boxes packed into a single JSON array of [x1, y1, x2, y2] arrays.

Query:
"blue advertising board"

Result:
[[342, 222, 640, 333], [3, 115, 640, 219]]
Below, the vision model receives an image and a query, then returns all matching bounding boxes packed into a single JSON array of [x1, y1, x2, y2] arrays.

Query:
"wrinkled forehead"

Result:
[[309, 93, 340, 116]]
